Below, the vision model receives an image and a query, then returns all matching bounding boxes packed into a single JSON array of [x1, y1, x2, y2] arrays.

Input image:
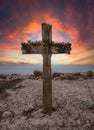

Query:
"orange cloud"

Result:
[[71, 42, 87, 56], [41, 14, 80, 41], [6, 13, 93, 64], [42, 14, 88, 59], [0, 42, 20, 51], [7, 21, 40, 40], [23, 21, 40, 33], [7, 13, 79, 42], [71, 55, 94, 64]]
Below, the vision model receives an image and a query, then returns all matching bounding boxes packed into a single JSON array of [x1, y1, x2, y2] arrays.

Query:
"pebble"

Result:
[[2, 111, 12, 119], [88, 101, 94, 109]]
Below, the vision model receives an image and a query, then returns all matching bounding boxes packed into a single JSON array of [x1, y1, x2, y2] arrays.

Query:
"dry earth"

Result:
[[0, 76, 94, 130]]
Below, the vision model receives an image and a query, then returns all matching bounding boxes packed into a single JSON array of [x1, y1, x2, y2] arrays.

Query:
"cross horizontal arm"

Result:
[[21, 41, 71, 54], [51, 42, 71, 54], [21, 41, 43, 54]]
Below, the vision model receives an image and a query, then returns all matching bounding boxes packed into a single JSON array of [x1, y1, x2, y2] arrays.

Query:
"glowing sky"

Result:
[[0, 0, 94, 64]]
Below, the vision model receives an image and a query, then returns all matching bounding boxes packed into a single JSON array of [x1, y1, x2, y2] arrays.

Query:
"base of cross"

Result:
[[42, 102, 58, 114], [42, 102, 57, 114]]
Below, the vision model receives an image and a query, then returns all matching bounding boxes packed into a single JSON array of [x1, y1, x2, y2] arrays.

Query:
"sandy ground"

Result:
[[0, 76, 94, 130]]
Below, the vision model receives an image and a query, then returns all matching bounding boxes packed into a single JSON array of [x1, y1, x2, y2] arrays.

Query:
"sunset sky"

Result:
[[0, 0, 94, 64]]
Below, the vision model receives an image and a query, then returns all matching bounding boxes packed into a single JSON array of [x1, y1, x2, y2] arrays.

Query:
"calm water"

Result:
[[0, 64, 94, 74]]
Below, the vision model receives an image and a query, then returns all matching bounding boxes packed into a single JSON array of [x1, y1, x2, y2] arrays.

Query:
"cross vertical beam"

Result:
[[42, 23, 52, 113], [42, 23, 52, 43], [43, 54, 52, 113]]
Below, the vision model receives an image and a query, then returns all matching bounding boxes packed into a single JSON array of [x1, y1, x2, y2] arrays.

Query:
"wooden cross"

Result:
[[21, 23, 71, 113]]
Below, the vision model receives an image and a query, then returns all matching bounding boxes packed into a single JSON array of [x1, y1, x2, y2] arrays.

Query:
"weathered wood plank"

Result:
[[42, 23, 52, 43], [43, 54, 52, 113], [51, 43, 71, 54], [21, 43, 43, 54], [21, 42, 71, 54], [42, 23, 52, 113]]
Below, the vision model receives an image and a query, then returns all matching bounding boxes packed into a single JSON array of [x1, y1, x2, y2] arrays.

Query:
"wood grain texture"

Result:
[[43, 54, 52, 113], [42, 23, 52, 43]]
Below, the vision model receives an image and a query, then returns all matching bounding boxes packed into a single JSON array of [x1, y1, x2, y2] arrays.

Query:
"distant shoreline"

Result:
[[0, 64, 94, 74]]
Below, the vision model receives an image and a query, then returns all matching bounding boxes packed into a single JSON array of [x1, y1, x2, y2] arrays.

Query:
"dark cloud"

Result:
[[0, 0, 94, 53]]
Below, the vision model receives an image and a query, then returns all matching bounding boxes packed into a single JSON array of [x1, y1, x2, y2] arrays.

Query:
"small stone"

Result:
[[77, 119, 81, 125], [37, 100, 42, 107], [54, 77, 59, 80], [88, 101, 94, 109], [59, 75, 66, 80], [32, 109, 43, 118], [78, 77, 83, 81], [33, 70, 42, 77], [2, 111, 12, 118], [66, 75, 74, 80], [0, 78, 4, 82], [28, 75, 35, 79], [22, 105, 35, 117], [52, 102, 58, 111], [25, 105, 35, 112], [0, 104, 6, 113]]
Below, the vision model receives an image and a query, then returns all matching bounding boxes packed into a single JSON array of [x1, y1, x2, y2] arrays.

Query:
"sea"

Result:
[[0, 64, 94, 75]]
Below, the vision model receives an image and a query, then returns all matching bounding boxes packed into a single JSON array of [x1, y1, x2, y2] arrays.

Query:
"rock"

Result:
[[74, 73, 81, 76], [81, 74, 88, 79], [28, 75, 35, 79], [28, 105, 34, 111], [25, 105, 35, 112], [0, 74, 7, 79], [66, 75, 75, 80], [87, 70, 93, 78], [0, 78, 4, 82], [78, 77, 84, 81], [73, 73, 82, 80], [33, 70, 42, 77], [35, 76, 42, 79], [2, 111, 12, 119], [77, 119, 81, 125], [32, 109, 43, 118], [0, 105, 5, 120], [52, 102, 58, 111], [54, 77, 60, 80], [31, 119, 41, 126], [36, 100, 42, 107], [53, 72, 62, 78], [59, 75, 66, 80], [0, 104, 6, 112], [22, 105, 35, 117], [88, 101, 94, 109]]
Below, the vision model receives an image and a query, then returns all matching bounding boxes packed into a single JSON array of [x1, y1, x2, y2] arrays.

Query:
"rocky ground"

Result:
[[0, 73, 94, 130]]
